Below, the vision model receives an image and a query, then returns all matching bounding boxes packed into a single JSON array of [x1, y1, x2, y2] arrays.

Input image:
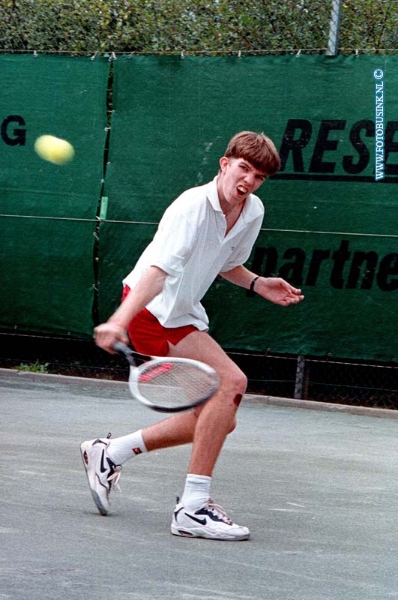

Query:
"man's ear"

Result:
[[219, 156, 229, 171]]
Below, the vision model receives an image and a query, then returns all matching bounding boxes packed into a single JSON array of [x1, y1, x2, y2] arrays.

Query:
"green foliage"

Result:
[[0, 0, 397, 53], [340, 0, 398, 50], [13, 360, 49, 373]]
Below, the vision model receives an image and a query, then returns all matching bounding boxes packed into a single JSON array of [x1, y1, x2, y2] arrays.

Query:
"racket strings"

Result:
[[137, 362, 217, 408]]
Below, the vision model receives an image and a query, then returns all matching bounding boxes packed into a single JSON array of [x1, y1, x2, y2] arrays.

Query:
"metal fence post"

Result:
[[294, 355, 307, 400], [326, 0, 342, 56]]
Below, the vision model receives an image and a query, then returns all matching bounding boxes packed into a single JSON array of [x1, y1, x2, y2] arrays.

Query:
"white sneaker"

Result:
[[171, 499, 250, 541], [80, 436, 122, 516]]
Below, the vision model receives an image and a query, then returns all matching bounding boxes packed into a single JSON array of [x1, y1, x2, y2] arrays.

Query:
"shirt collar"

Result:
[[206, 176, 223, 212]]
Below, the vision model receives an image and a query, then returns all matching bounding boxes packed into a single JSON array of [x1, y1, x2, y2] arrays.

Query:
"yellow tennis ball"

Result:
[[34, 135, 75, 165]]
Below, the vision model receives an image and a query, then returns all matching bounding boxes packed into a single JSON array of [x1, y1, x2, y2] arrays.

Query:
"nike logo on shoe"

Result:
[[174, 507, 184, 520], [100, 450, 107, 473], [196, 505, 231, 525], [186, 513, 207, 526], [174, 506, 207, 526]]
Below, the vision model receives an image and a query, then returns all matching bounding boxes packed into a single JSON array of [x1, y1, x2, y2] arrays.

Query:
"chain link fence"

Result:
[[0, 0, 397, 55], [1, 333, 398, 410]]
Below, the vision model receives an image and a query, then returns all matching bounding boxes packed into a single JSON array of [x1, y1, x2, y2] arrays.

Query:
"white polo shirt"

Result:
[[123, 176, 264, 330]]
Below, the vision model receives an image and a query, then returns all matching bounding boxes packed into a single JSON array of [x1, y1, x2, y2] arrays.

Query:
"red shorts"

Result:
[[121, 286, 197, 357]]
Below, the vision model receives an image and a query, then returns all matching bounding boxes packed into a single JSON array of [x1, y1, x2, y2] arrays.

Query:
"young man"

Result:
[[81, 131, 304, 541]]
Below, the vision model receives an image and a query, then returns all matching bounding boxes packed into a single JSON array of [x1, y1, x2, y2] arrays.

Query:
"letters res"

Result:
[[278, 119, 397, 176]]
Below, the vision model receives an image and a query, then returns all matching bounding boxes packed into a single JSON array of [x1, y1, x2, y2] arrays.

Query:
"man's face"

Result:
[[217, 157, 267, 211]]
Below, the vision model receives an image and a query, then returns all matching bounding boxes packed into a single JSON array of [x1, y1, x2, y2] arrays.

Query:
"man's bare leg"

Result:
[[142, 330, 247, 475], [165, 331, 250, 540]]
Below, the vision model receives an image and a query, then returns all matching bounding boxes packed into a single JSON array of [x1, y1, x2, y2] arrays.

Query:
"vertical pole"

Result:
[[294, 355, 306, 400], [326, 0, 342, 56]]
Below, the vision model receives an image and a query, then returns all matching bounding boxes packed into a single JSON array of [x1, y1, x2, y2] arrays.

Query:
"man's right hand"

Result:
[[94, 322, 129, 354]]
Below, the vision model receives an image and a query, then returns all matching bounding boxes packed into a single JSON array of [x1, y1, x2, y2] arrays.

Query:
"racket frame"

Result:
[[114, 341, 219, 413]]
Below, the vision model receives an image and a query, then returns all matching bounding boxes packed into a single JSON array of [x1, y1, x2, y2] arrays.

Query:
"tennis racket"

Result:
[[114, 341, 220, 413]]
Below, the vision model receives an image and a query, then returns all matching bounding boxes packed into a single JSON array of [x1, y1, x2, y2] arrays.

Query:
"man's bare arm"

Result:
[[94, 266, 168, 352]]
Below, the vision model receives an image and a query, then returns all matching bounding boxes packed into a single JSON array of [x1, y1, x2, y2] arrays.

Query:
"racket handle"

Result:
[[113, 341, 137, 367], [113, 341, 133, 357]]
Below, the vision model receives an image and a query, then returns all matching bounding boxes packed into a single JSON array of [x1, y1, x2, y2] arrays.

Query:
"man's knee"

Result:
[[227, 369, 248, 396]]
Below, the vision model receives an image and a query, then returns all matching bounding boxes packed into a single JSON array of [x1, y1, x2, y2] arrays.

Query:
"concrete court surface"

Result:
[[1, 369, 397, 600]]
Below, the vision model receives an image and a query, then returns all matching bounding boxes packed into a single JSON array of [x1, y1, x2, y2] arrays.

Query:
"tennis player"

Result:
[[81, 131, 304, 541]]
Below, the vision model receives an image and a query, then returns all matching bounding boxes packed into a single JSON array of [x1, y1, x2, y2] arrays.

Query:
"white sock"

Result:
[[181, 474, 212, 512], [107, 429, 147, 465]]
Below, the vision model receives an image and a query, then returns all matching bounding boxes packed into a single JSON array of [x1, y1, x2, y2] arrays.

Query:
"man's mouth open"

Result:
[[237, 186, 248, 198]]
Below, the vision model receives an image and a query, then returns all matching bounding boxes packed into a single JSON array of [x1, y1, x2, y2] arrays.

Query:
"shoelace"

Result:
[[107, 465, 122, 493], [206, 499, 233, 525]]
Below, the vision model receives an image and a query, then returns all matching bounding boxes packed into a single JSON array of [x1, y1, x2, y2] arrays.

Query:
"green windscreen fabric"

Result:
[[2, 54, 397, 359], [100, 55, 398, 361], [0, 54, 110, 336]]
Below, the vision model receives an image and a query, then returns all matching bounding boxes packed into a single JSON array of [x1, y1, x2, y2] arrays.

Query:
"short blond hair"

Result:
[[224, 131, 281, 176]]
